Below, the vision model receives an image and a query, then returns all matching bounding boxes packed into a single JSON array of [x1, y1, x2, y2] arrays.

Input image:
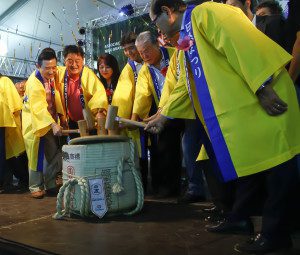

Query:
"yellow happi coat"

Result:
[[22, 71, 64, 171], [56, 66, 108, 119], [112, 62, 137, 119], [112, 62, 143, 156], [133, 47, 175, 119], [162, 2, 300, 177], [159, 49, 194, 118], [0, 76, 25, 159]]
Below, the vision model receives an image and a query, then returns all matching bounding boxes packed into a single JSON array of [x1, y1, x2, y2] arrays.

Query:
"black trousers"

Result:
[[150, 119, 184, 195], [202, 159, 236, 212], [231, 157, 299, 239], [193, 116, 236, 212], [6, 152, 29, 187]]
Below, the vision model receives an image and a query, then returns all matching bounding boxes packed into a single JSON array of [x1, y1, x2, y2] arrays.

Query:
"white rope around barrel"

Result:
[[53, 178, 78, 219], [112, 157, 125, 194], [78, 177, 90, 216], [124, 140, 144, 216], [53, 177, 91, 220]]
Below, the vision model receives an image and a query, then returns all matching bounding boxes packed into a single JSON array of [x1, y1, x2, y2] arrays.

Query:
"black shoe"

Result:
[[177, 193, 206, 204], [201, 205, 219, 213], [206, 219, 254, 235], [201, 205, 225, 222], [204, 213, 226, 223], [234, 233, 293, 254], [0, 185, 18, 194], [16, 183, 29, 193]]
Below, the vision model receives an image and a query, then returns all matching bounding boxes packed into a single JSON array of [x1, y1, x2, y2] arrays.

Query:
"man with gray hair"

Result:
[[132, 31, 183, 197]]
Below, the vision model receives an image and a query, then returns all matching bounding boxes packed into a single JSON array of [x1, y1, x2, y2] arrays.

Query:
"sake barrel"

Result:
[[54, 135, 144, 219]]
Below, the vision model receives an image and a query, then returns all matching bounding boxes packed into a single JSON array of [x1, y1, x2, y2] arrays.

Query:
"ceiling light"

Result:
[[77, 39, 85, 47], [119, 4, 134, 16]]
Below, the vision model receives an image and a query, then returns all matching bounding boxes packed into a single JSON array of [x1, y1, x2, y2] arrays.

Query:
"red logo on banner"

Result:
[[67, 165, 75, 179]]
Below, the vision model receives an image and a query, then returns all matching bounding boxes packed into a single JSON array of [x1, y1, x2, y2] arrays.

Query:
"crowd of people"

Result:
[[0, 0, 299, 254]]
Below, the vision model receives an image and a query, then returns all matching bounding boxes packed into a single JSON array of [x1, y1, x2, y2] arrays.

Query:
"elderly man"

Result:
[[22, 48, 65, 199], [159, 47, 207, 203], [132, 31, 184, 197], [56, 45, 108, 136], [147, 0, 300, 253]]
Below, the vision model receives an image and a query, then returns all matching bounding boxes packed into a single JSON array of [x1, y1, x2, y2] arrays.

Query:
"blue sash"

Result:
[[181, 5, 237, 182], [63, 70, 85, 119], [36, 137, 45, 172], [148, 47, 170, 102], [128, 60, 138, 84]]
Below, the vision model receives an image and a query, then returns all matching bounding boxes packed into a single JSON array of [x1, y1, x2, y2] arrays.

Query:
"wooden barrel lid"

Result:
[[69, 135, 130, 145]]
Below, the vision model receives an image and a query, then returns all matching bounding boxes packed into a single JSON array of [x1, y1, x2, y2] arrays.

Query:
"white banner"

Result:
[[88, 178, 108, 218]]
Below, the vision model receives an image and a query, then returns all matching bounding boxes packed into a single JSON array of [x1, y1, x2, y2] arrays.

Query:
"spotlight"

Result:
[[79, 27, 86, 35], [77, 39, 85, 47], [119, 4, 134, 16]]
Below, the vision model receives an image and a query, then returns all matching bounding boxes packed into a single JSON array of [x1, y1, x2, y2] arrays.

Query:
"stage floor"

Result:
[[0, 192, 299, 255]]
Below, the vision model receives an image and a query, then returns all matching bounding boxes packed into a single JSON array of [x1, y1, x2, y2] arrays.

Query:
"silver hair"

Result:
[[135, 31, 157, 46]]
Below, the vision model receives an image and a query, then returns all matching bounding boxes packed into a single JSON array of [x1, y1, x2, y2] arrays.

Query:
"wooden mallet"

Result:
[[105, 105, 146, 130], [97, 117, 107, 135], [61, 120, 88, 137]]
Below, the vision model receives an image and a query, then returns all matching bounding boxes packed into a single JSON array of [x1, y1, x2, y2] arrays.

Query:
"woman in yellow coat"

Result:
[[0, 74, 25, 191]]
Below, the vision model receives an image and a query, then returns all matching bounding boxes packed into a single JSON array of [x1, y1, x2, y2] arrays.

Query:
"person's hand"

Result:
[[256, 86, 288, 116], [59, 115, 68, 130], [144, 113, 169, 134], [51, 123, 63, 136], [96, 108, 106, 120], [143, 108, 162, 123]]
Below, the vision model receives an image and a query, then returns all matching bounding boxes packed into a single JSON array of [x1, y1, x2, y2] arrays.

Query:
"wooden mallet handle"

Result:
[[116, 117, 146, 128], [61, 129, 80, 134]]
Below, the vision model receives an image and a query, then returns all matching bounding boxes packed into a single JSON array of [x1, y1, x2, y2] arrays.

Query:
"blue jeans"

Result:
[[182, 119, 205, 196]]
